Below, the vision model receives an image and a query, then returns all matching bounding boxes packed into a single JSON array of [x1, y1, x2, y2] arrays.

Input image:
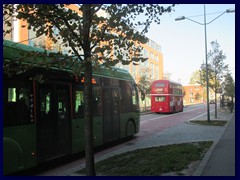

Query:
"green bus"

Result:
[[3, 40, 140, 175]]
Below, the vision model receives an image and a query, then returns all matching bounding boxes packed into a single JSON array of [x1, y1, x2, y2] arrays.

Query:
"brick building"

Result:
[[183, 84, 204, 104]]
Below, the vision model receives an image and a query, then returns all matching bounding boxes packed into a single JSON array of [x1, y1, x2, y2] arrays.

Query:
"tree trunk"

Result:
[[215, 91, 217, 118], [82, 4, 95, 176], [84, 61, 95, 176]]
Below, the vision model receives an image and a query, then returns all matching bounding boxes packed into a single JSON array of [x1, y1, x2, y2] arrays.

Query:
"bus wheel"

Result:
[[173, 107, 176, 113], [127, 121, 135, 137]]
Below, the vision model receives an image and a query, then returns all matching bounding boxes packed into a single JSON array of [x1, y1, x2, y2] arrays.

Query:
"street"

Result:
[[32, 103, 221, 176], [139, 104, 212, 138]]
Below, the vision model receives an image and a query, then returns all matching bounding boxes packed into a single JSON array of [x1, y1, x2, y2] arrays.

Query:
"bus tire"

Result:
[[126, 121, 135, 137], [4, 138, 24, 175], [180, 107, 183, 112], [173, 107, 176, 113]]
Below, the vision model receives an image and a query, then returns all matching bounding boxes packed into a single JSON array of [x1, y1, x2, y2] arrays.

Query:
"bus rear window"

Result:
[[155, 83, 165, 87], [155, 96, 166, 102]]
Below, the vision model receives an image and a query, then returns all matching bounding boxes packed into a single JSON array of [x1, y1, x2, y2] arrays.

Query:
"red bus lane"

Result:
[[139, 106, 209, 139], [94, 108, 209, 159]]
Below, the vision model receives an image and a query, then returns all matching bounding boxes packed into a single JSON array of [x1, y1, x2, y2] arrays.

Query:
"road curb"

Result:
[[193, 140, 219, 176]]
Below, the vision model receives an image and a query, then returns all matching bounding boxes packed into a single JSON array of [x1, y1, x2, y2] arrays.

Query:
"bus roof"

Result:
[[151, 79, 182, 86], [3, 40, 134, 81]]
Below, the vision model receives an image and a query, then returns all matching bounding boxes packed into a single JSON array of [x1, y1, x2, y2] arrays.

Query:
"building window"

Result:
[[195, 86, 199, 90], [155, 65, 159, 79], [156, 45, 161, 52], [143, 49, 148, 58], [150, 52, 154, 60]]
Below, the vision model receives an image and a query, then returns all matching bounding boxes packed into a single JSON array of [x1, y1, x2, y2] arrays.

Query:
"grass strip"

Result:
[[77, 141, 213, 176], [190, 120, 227, 126]]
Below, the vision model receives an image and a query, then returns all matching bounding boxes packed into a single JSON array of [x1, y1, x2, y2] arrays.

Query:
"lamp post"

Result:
[[175, 5, 235, 122]]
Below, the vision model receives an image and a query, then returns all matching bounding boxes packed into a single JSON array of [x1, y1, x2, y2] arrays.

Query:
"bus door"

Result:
[[103, 87, 120, 143], [37, 83, 71, 160]]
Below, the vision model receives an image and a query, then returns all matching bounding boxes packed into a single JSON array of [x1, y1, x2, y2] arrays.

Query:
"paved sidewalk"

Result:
[[67, 109, 235, 176], [190, 109, 235, 176], [200, 113, 235, 176]]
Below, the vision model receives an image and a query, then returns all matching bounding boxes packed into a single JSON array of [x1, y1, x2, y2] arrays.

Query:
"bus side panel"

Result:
[[71, 116, 103, 154], [93, 116, 103, 147], [150, 96, 156, 112], [71, 118, 85, 154], [3, 124, 37, 175]]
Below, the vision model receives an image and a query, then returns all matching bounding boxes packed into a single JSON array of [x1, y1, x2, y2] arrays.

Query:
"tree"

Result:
[[222, 72, 235, 112], [189, 70, 201, 84], [199, 40, 228, 118], [222, 72, 235, 97], [137, 70, 153, 111], [4, 4, 175, 175], [163, 71, 172, 80], [194, 92, 202, 101]]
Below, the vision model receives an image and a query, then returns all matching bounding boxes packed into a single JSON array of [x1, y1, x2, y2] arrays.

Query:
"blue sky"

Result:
[[145, 4, 235, 85]]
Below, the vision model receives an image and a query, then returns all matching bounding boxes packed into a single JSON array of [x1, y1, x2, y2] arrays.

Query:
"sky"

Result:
[[145, 4, 235, 85]]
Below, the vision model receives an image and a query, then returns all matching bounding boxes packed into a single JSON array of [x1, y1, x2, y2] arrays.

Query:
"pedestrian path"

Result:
[[200, 113, 235, 176]]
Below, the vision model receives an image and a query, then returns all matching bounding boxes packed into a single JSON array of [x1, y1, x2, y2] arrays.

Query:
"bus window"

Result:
[[74, 89, 84, 118], [4, 82, 32, 126], [120, 80, 132, 113], [40, 92, 51, 114], [155, 83, 165, 87], [132, 83, 139, 111], [8, 88, 17, 102], [155, 96, 166, 102]]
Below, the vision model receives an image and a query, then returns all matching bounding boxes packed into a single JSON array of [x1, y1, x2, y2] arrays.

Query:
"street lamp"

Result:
[[175, 5, 235, 122]]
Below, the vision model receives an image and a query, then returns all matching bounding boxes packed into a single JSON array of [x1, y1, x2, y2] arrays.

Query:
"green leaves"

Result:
[[199, 40, 229, 93], [4, 4, 174, 71]]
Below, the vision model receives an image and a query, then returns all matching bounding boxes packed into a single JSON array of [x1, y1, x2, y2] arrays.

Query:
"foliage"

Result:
[[4, 4, 175, 68], [199, 40, 229, 118], [163, 71, 172, 80], [182, 87, 186, 98], [189, 70, 201, 84], [137, 68, 153, 97], [194, 92, 202, 101], [222, 72, 235, 97], [199, 40, 228, 93]]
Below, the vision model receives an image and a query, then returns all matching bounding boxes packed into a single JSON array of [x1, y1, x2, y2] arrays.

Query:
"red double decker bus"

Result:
[[150, 80, 184, 113]]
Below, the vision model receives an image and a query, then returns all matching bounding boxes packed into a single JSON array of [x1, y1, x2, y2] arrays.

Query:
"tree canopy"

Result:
[[4, 4, 175, 68], [199, 40, 228, 93]]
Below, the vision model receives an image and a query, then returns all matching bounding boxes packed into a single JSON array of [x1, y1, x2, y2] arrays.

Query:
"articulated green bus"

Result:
[[3, 40, 140, 175]]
